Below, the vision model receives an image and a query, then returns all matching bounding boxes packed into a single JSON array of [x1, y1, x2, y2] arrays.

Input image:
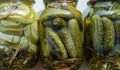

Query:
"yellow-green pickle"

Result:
[[0, 0, 39, 70], [85, 0, 120, 70], [39, 0, 83, 70]]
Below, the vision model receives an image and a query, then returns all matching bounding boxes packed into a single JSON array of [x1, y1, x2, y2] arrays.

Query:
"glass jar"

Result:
[[0, 0, 39, 70], [85, 0, 120, 70], [39, 0, 83, 70]]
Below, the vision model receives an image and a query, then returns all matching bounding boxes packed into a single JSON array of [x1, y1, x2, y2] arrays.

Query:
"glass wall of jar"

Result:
[[39, 0, 83, 70], [0, 0, 39, 70], [85, 0, 120, 70]]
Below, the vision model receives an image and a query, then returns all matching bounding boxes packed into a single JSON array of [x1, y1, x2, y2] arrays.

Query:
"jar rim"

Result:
[[43, 0, 78, 7]]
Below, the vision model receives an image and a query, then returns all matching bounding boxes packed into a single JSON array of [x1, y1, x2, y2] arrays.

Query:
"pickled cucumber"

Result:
[[102, 17, 115, 51], [68, 19, 82, 58], [24, 21, 38, 43], [53, 18, 66, 28], [91, 15, 103, 55], [46, 27, 67, 60], [59, 27, 77, 58]]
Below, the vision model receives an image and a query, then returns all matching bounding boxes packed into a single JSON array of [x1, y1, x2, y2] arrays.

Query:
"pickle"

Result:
[[24, 21, 39, 43], [102, 17, 115, 51], [0, 28, 23, 36], [24, 25, 31, 42], [38, 20, 50, 60], [68, 19, 82, 58], [53, 18, 66, 28], [39, 21, 51, 59], [91, 15, 103, 55], [43, 20, 52, 27], [47, 9, 72, 18], [39, 21, 52, 64], [41, 36, 52, 60], [59, 27, 77, 58], [0, 20, 23, 29], [7, 15, 34, 24], [0, 32, 21, 45], [0, 20, 23, 35], [40, 8, 73, 23], [30, 21, 39, 43], [46, 27, 67, 60], [43, 18, 66, 30]]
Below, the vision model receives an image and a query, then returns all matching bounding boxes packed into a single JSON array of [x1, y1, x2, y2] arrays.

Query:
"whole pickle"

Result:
[[91, 15, 103, 55], [0, 20, 24, 35], [102, 17, 115, 51], [53, 18, 66, 29], [40, 8, 73, 23], [0, 32, 21, 45], [43, 18, 66, 30], [59, 27, 77, 58], [7, 15, 34, 24], [0, 28, 23, 36], [68, 19, 82, 58], [46, 27, 67, 60], [24, 21, 39, 43], [0, 20, 23, 29], [39, 22, 52, 60]]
